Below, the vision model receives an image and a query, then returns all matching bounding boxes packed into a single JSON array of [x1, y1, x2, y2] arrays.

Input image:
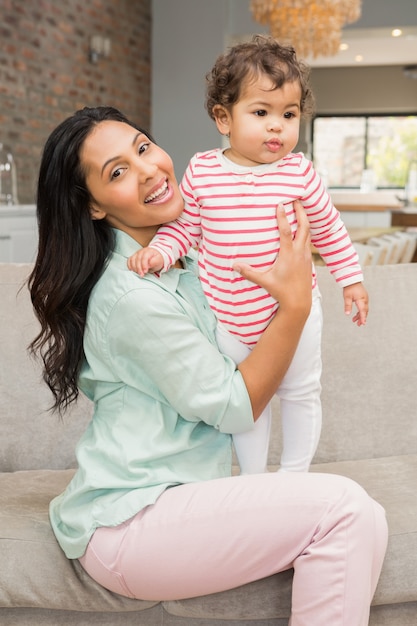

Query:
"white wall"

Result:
[[151, 0, 417, 180], [151, 0, 228, 179]]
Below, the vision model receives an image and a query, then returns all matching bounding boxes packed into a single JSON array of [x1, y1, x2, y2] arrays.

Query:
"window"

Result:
[[312, 114, 417, 189]]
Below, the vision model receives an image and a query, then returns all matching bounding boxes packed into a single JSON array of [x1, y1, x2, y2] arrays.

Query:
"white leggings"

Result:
[[216, 293, 323, 473], [79, 471, 388, 626]]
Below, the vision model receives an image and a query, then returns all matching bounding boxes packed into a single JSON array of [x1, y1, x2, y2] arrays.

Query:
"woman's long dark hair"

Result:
[[28, 106, 149, 413]]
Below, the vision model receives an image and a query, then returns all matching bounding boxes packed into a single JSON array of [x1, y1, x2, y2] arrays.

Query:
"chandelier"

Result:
[[250, 0, 362, 58]]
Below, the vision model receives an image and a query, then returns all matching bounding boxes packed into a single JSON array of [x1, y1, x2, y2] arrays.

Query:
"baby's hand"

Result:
[[128, 247, 164, 277], [343, 282, 369, 326]]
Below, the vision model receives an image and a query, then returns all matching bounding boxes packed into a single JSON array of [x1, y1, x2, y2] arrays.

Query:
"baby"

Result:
[[128, 35, 368, 474]]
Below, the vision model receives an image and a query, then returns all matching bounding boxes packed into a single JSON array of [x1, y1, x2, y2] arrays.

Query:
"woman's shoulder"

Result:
[[89, 253, 150, 314], [91, 248, 198, 318], [88, 228, 201, 326]]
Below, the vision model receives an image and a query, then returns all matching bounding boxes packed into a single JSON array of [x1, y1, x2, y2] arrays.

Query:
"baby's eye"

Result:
[[284, 111, 296, 119], [254, 110, 267, 117], [111, 168, 122, 180]]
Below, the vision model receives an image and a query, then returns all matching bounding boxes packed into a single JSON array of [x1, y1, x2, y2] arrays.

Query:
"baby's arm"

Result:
[[343, 282, 369, 326], [128, 247, 164, 277]]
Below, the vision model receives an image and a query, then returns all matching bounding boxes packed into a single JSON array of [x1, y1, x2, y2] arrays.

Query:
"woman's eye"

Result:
[[138, 142, 150, 155]]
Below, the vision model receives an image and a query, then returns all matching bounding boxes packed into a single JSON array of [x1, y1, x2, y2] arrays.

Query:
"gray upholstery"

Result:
[[0, 262, 416, 625]]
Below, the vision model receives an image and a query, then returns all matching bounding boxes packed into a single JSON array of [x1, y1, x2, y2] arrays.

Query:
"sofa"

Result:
[[1, 261, 416, 626]]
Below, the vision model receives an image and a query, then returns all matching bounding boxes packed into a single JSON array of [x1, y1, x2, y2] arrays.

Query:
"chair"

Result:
[[390, 231, 417, 263], [367, 237, 398, 264], [379, 234, 408, 263], [353, 242, 375, 266]]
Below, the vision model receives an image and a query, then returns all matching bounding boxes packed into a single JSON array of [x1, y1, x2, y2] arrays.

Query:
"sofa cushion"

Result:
[[0, 469, 156, 613], [311, 455, 417, 607], [164, 455, 417, 621], [1, 454, 415, 619]]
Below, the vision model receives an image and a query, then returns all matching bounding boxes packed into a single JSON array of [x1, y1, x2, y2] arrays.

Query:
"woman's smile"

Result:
[[145, 178, 171, 204]]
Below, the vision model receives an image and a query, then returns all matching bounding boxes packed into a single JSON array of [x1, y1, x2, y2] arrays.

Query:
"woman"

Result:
[[29, 106, 387, 625]]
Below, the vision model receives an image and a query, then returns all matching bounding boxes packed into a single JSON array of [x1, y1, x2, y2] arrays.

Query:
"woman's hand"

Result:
[[233, 200, 312, 315]]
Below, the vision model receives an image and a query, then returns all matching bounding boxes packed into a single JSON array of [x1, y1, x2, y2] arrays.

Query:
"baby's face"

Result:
[[221, 75, 302, 168]]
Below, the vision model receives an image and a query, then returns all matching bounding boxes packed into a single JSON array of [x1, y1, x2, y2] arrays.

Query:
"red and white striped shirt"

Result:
[[149, 149, 363, 346]]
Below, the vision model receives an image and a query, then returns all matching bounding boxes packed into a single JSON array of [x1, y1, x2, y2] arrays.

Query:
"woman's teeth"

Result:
[[145, 180, 168, 203]]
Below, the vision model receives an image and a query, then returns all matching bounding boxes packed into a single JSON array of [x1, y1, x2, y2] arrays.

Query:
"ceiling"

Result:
[[308, 26, 417, 68], [231, 0, 417, 69]]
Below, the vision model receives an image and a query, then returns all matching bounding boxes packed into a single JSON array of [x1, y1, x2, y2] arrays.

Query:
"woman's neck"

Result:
[[136, 225, 161, 248], [114, 224, 161, 248], [116, 223, 183, 268]]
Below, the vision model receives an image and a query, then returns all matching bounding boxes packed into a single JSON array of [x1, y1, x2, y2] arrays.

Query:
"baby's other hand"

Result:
[[343, 282, 369, 326], [128, 247, 164, 277]]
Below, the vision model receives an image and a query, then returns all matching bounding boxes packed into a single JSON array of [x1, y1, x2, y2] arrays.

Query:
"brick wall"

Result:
[[0, 0, 151, 204]]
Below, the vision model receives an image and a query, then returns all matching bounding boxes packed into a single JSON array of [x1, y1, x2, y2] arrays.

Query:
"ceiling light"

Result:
[[392, 29, 403, 37], [250, 0, 362, 58]]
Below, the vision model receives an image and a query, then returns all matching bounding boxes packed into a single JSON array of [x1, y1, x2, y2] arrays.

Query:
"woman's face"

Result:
[[81, 120, 184, 245]]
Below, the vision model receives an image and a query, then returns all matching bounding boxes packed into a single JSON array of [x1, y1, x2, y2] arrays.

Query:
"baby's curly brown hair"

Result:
[[205, 35, 315, 120]]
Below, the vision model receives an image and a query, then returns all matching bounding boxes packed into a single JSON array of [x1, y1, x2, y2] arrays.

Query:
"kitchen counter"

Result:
[[0, 204, 36, 217], [330, 190, 403, 212], [0, 205, 37, 262]]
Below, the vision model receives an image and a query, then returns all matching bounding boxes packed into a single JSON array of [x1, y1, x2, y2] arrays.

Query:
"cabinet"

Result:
[[391, 208, 417, 228], [330, 190, 401, 229], [0, 205, 37, 263], [339, 210, 391, 229]]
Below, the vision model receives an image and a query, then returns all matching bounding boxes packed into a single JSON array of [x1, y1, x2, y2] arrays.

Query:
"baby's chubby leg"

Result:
[[278, 292, 323, 472]]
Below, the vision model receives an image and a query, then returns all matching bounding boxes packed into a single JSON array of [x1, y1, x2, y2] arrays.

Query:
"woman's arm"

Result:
[[103, 201, 311, 432], [235, 201, 313, 420]]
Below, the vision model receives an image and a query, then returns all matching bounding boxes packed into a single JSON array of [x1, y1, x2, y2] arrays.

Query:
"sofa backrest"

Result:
[[315, 262, 417, 462], [1, 262, 416, 472], [0, 263, 93, 472]]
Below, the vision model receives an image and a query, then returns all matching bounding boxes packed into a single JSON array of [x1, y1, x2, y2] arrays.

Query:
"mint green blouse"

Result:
[[49, 229, 254, 559]]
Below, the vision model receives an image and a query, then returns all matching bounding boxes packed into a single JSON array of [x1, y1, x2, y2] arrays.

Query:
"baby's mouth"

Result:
[[266, 140, 283, 151]]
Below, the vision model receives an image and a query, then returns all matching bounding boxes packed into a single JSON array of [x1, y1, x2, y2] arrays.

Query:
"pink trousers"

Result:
[[79, 471, 388, 626]]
